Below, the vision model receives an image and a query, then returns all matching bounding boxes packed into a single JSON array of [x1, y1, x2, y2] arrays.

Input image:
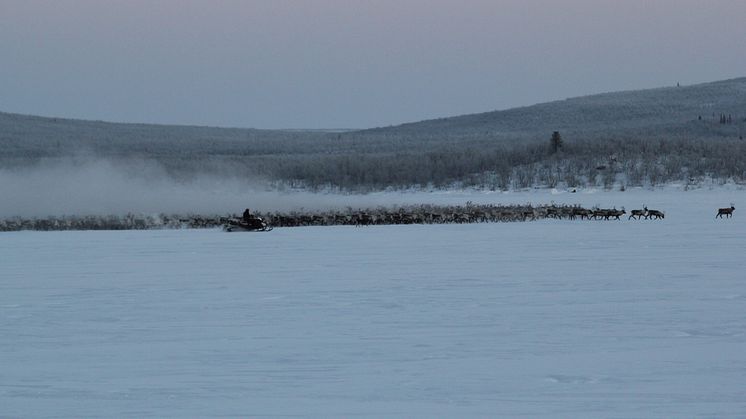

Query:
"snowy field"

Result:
[[2, 188, 746, 417]]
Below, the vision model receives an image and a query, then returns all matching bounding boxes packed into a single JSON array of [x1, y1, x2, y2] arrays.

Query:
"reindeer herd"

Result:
[[261, 203, 733, 227], [0, 203, 736, 232], [552, 204, 733, 222], [520, 205, 661, 222]]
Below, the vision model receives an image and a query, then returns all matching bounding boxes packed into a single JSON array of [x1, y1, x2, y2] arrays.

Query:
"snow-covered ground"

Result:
[[2, 188, 745, 417]]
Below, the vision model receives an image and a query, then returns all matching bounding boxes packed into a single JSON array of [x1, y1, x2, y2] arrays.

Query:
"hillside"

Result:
[[2, 77, 746, 190], [0, 112, 332, 159], [3, 77, 746, 156], [357, 77, 746, 141]]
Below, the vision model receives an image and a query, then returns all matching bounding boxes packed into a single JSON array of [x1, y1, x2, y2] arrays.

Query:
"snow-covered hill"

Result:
[[2, 77, 745, 192], [2, 77, 744, 159], [360, 77, 746, 140]]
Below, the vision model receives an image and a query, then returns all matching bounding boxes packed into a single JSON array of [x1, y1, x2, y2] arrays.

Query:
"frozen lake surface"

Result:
[[2, 188, 746, 417]]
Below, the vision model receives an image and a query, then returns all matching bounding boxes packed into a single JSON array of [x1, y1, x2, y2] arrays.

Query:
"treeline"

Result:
[[185, 136, 746, 191], [4, 132, 746, 192]]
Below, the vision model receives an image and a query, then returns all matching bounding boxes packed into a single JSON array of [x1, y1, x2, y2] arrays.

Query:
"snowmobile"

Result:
[[223, 216, 273, 232]]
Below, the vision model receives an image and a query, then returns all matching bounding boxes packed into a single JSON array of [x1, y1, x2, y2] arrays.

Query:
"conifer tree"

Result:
[[550, 131, 563, 154]]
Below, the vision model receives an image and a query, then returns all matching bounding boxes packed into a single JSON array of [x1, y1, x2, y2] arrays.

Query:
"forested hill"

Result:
[[0, 112, 332, 159], [2, 77, 746, 190], [2, 77, 745, 157], [356, 77, 746, 141]]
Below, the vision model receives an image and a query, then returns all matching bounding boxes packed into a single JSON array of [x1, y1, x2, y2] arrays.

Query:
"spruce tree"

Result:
[[550, 131, 563, 154]]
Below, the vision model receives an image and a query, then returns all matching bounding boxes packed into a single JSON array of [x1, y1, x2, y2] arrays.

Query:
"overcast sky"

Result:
[[1, 0, 745, 129]]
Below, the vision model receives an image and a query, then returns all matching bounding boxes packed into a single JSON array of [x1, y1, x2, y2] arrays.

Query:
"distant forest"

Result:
[[2, 77, 746, 191], [259, 135, 746, 191]]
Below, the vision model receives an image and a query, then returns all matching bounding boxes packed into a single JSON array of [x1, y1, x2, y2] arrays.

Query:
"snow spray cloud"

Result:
[[0, 157, 428, 218]]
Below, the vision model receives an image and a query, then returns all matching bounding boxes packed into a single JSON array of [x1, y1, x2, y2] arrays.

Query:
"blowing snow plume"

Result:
[[0, 157, 413, 218]]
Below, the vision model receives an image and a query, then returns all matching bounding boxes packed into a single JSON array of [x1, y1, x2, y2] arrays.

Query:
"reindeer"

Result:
[[606, 208, 626, 220], [354, 212, 374, 226], [544, 206, 562, 219], [590, 209, 609, 220], [569, 207, 592, 220], [498, 210, 516, 221], [646, 209, 665, 220], [716, 205, 735, 218], [629, 206, 648, 220], [521, 209, 536, 221]]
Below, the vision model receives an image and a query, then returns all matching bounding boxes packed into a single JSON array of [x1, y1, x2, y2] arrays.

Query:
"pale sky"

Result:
[[1, 0, 745, 129]]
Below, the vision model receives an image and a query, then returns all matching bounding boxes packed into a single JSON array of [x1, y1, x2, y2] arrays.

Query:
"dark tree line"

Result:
[[229, 135, 746, 191]]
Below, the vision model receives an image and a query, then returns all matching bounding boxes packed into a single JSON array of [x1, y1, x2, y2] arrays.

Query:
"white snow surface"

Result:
[[2, 187, 746, 417]]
